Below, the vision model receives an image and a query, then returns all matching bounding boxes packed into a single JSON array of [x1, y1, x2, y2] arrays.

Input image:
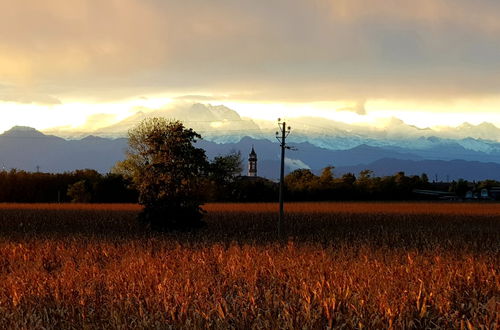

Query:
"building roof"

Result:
[[249, 146, 257, 157]]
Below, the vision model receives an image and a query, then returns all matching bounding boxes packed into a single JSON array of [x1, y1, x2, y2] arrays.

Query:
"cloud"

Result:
[[174, 95, 220, 102], [325, 0, 500, 35], [80, 113, 119, 130], [285, 158, 311, 171], [337, 101, 367, 116], [0, 91, 61, 105], [0, 0, 500, 105], [0, 0, 167, 86]]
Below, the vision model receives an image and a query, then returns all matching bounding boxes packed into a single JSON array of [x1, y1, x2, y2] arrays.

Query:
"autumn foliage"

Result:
[[0, 202, 497, 328]]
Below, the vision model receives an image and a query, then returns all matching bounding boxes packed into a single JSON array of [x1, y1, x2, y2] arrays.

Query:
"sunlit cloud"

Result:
[[0, 0, 498, 129], [338, 101, 367, 116]]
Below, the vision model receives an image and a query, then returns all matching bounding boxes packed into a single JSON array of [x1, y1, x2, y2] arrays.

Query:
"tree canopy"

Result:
[[114, 118, 209, 231]]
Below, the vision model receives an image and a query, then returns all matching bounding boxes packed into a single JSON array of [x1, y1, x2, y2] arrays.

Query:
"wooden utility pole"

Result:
[[276, 119, 291, 237]]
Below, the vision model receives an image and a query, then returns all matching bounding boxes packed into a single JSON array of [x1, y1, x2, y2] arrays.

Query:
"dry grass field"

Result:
[[0, 202, 498, 329]]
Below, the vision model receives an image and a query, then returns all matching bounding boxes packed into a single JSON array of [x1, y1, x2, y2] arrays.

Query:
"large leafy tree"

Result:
[[114, 118, 209, 231]]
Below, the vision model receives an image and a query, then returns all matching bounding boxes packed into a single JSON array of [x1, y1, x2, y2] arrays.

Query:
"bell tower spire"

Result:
[[248, 146, 257, 177]]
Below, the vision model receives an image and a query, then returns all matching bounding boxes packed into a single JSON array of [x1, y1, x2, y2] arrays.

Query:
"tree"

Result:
[[285, 169, 316, 198], [67, 180, 92, 203], [209, 151, 242, 184], [93, 173, 138, 203], [114, 118, 209, 231], [340, 173, 356, 186], [358, 169, 373, 182], [318, 166, 335, 189], [206, 151, 242, 200], [450, 178, 469, 198]]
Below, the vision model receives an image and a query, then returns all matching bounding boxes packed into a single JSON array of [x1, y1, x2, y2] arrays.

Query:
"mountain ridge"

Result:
[[335, 158, 500, 182], [0, 126, 499, 180], [40, 103, 500, 149]]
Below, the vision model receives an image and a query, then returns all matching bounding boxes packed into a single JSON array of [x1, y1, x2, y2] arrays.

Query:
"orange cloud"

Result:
[[0, 0, 499, 105], [0, 0, 167, 85]]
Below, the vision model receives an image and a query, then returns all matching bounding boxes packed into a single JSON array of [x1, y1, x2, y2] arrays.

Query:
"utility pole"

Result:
[[276, 119, 291, 237]]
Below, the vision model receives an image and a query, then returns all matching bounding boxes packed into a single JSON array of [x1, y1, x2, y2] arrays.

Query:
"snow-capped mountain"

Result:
[[1, 102, 494, 178], [43, 102, 500, 156], [95, 103, 262, 143], [1, 126, 500, 180]]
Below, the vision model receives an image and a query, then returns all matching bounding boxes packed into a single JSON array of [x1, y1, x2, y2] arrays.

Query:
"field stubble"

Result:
[[0, 202, 498, 329]]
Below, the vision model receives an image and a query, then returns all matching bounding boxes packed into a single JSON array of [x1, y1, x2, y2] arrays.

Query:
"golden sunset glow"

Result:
[[1, 96, 500, 135], [0, 0, 498, 134]]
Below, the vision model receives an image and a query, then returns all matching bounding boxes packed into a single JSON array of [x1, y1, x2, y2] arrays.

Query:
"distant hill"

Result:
[[198, 138, 423, 177], [0, 126, 127, 173], [1, 126, 500, 181]]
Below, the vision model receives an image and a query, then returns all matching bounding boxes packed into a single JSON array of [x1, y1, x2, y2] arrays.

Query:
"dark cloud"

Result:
[[1, 0, 500, 104]]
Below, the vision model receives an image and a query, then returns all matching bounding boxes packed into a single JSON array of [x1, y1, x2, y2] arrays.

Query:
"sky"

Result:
[[0, 0, 499, 133]]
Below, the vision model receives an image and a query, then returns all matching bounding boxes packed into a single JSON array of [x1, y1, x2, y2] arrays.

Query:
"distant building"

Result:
[[480, 188, 489, 199], [248, 146, 257, 177]]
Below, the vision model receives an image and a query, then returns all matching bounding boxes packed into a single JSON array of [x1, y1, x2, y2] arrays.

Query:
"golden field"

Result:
[[0, 202, 498, 329]]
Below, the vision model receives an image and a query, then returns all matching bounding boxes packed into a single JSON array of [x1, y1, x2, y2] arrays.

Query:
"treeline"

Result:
[[0, 167, 499, 203], [284, 167, 500, 201], [285, 167, 429, 201], [0, 169, 137, 203], [0, 169, 274, 203]]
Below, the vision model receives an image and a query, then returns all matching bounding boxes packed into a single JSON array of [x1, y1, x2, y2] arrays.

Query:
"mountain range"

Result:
[[0, 126, 127, 173], [45, 103, 500, 149], [1, 124, 500, 181]]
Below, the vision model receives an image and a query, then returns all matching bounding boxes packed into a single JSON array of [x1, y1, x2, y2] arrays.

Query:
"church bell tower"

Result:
[[248, 146, 257, 177]]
